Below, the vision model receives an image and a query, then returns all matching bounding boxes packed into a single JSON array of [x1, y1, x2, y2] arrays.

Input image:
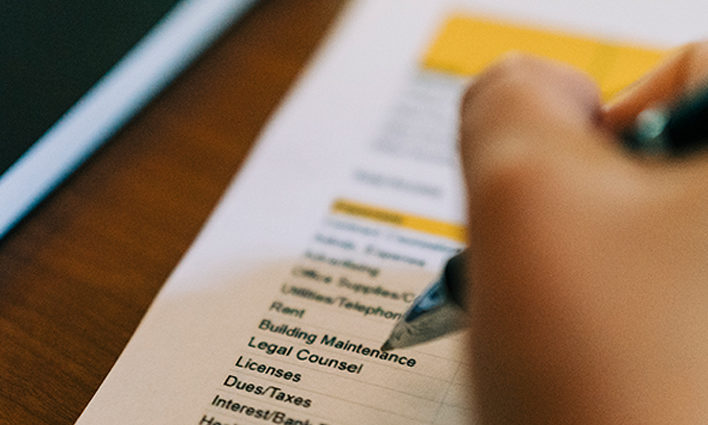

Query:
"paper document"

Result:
[[77, 0, 703, 423]]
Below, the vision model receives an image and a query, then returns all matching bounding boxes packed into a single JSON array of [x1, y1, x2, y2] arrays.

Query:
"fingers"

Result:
[[458, 53, 618, 323], [460, 53, 603, 163], [461, 46, 708, 425], [458, 56, 615, 424], [459, 53, 609, 201], [603, 41, 708, 132]]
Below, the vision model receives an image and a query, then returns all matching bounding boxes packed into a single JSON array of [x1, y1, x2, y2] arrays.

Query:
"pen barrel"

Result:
[[624, 83, 708, 155], [663, 84, 708, 154]]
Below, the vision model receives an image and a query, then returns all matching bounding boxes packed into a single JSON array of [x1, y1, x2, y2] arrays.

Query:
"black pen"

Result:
[[382, 82, 708, 351], [625, 81, 708, 155]]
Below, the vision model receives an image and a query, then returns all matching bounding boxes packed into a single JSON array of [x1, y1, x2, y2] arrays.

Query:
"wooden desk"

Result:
[[0, 1, 345, 422]]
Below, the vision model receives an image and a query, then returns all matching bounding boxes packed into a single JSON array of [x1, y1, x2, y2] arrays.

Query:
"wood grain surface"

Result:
[[0, 1, 346, 422]]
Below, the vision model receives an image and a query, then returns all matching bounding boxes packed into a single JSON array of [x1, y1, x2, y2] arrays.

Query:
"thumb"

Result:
[[459, 54, 607, 186]]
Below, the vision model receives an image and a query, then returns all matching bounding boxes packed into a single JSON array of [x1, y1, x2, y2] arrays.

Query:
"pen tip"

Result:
[[381, 341, 394, 352]]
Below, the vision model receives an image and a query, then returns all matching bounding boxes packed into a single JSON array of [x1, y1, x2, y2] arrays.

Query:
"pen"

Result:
[[381, 251, 466, 351], [382, 82, 708, 352], [624, 81, 708, 155]]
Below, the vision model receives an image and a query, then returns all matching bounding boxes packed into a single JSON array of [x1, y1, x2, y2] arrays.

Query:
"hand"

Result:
[[460, 43, 708, 425]]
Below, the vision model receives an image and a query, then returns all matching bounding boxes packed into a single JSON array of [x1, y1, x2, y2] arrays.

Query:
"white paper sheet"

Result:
[[76, 1, 706, 423]]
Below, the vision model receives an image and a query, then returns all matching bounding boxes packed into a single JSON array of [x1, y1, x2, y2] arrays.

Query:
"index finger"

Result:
[[602, 41, 708, 132]]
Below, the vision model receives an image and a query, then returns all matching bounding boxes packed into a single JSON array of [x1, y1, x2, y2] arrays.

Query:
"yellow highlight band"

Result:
[[423, 15, 667, 99], [331, 199, 466, 243]]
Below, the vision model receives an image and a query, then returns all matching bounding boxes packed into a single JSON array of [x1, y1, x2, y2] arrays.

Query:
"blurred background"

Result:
[[0, 1, 345, 422]]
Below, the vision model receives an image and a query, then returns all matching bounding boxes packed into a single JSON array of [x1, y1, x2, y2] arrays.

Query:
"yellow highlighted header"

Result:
[[423, 15, 667, 99], [331, 199, 466, 243]]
